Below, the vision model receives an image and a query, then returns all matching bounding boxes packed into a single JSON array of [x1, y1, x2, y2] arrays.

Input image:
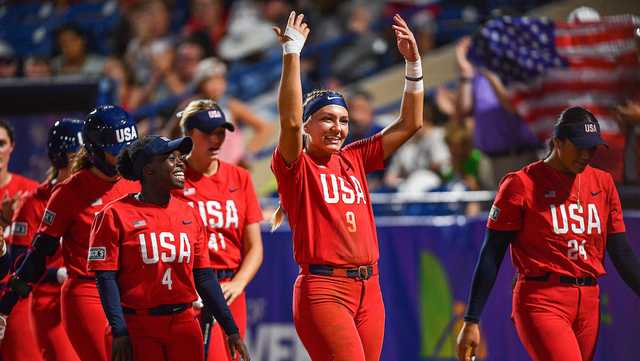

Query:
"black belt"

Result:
[[122, 303, 190, 316], [306, 264, 375, 280], [215, 269, 236, 280], [524, 273, 597, 286]]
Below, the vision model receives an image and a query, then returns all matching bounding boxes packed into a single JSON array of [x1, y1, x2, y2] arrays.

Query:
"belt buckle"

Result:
[[357, 266, 370, 280], [576, 277, 585, 286]]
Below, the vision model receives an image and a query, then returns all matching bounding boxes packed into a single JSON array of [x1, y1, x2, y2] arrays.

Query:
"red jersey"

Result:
[[488, 161, 626, 278], [271, 134, 384, 267], [0, 173, 38, 199], [38, 169, 139, 277], [172, 161, 263, 269], [87, 195, 210, 308]]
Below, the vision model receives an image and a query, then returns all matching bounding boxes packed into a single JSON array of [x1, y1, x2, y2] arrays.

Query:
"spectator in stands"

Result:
[[0, 42, 17, 78], [174, 38, 206, 91], [103, 57, 143, 110], [384, 93, 451, 193], [330, 2, 388, 84], [183, 0, 228, 56], [344, 90, 383, 146], [23, 57, 52, 78], [125, 0, 173, 86], [217, 1, 279, 63], [52, 24, 105, 76], [616, 26, 640, 183], [442, 123, 491, 215], [165, 57, 273, 166], [455, 36, 541, 189]]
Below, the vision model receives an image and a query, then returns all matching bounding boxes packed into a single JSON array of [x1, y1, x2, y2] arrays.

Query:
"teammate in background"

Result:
[[5, 119, 83, 361], [89, 135, 249, 361], [0, 119, 47, 361], [0, 105, 140, 361], [271, 12, 423, 360], [456, 107, 640, 361], [0, 119, 38, 228], [175, 99, 263, 361]]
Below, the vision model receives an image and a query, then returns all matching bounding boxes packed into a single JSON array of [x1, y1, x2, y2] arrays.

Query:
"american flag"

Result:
[[468, 15, 640, 140]]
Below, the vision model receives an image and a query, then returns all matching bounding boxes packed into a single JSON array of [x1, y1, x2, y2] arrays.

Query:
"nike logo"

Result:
[[182, 220, 192, 225], [229, 188, 238, 193], [327, 96, 341, 100], [591, 191, 602, 196]]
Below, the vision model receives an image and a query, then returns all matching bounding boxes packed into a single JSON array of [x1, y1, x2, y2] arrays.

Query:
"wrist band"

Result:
[[404, 59, 423, 93], [283, 27, 306, 55]]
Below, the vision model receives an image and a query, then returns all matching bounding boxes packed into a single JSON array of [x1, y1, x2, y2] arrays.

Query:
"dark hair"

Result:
[[0, 119, 14, 144], [116, 138, 154, 181], [545, 106, 598, 156], [55, 23, 86, 42], [348, 88, 372, 103]]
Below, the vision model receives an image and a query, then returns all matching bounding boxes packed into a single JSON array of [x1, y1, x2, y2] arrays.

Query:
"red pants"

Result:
[[0, 294, 44, 361], [293, 273, 385, 361], [125, 308, 204, 361], [207, 290, 247, 361], [61, 277, 110, 361], [31, 284, 80, 361], [512, 279, 600, 361]]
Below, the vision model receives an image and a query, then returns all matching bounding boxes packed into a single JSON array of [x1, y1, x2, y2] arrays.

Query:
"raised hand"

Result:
[[456, 36, 475, 78], [392, 14, 420, 62], [273, 11, 310, 46]]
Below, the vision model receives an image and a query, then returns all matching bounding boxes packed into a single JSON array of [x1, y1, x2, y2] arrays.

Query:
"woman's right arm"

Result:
[[272, 11, 310, 164]]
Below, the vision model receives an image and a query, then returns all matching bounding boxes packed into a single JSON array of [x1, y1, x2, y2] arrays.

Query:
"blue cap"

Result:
[[553, 121, 608, 149], [132, 136, 193, 173], [183, 106, 235, 133]]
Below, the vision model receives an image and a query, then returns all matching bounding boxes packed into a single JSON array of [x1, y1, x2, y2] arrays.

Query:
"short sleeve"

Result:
[[342, 133, 384, 173], [606, 173, 625, 234], [87, 208, 121, 271], [192, 209, 210, 269], [487, 173, 525, 231], [37, 184, 75, 238], [9, 194, 40, 247], [271, 146, 303, 182], [243, 173, 263, 225]]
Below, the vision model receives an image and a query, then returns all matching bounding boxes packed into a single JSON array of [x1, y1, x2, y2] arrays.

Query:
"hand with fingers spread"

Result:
[[392, 14, 420, 62], [456, 321, 480, 361], [273, 11, 310, 54]]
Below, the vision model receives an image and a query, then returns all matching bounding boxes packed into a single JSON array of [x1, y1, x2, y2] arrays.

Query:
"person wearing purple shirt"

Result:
[[456, 37, 541, 188]]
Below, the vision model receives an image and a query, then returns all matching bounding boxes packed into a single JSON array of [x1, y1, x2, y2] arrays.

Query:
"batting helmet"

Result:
[[48, 118, 84, 169], [83, 105, 138, 176]]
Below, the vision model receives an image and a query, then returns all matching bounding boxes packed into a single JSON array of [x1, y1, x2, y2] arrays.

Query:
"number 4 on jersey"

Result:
[[162, 268, 173, 290]]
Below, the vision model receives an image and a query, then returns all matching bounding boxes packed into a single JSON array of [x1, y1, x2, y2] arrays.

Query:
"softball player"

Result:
[[0, 119, 39, 360], [0, 105, 140, 361], [174, 99, 263, 361], [88, 135, 249, 361], [271, 12, 423, 361], [6, 118, 83, 361], [456, 107, 640, 361]]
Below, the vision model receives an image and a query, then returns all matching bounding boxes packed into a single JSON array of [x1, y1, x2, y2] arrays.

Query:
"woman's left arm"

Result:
[[381, 14, 424, 160], [221, 223, 263, 305], [607, 233, 640, 296]]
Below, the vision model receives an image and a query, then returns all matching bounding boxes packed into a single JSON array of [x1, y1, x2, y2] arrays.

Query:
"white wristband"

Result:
[[404, 59, 424, 93], [282, 27, 306, 55]]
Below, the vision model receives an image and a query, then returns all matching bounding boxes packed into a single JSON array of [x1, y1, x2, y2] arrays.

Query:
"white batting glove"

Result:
[[56, 267, 68, 284], [192, 296, 204, 310], [0, 314, 7, 341]]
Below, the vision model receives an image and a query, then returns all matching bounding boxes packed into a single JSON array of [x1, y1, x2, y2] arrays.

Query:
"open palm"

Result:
[[392, 14, 420, 62]]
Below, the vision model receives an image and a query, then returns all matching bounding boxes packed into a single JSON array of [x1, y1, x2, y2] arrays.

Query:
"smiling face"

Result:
[[145, 150, 186, 190], [304, 105, 349, 156], [188, 127, 226, 161], [554, 138, 597, 174]]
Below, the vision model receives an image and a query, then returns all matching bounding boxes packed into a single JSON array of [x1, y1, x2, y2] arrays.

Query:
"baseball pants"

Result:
[[0, 294, 44, 361], [293, 273, 385, 361], [125, 307, 204, 361], [206, 290, 247, 361], [61, 277, 110, 361], [31, 284, 80, 361], [512, 278, 600, 361]]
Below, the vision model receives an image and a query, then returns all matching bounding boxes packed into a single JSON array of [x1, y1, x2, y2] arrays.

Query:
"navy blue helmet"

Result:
[[48, 118, 84, 168], [83, 105, 138, 177]]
